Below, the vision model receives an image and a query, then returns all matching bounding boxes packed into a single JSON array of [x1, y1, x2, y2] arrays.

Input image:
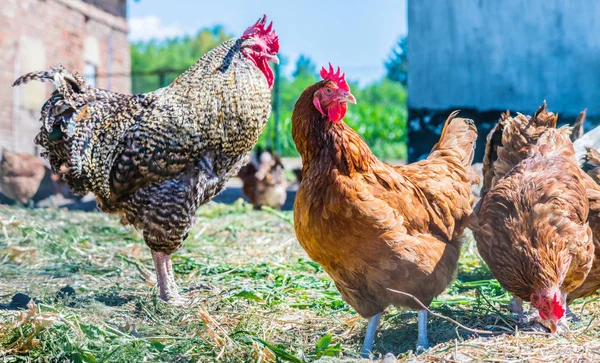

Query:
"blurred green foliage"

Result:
[[130, 27, 407, 160], [385, 36, 408, 86]]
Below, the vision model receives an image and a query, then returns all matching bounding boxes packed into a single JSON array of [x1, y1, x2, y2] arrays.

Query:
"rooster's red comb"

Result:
[[320, 63, 350, 92], [241, 14, 279, 53]]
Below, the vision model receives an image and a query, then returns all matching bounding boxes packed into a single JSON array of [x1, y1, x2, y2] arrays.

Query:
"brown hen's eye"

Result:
[[325, 88, 332, 95]]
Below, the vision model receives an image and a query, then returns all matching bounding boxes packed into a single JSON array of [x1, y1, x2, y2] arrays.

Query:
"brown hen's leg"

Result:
[[509, 296, 525, 321], [563, 293, 579, 321], [360, 313, 382, 358], [416, 310, 429, 352], [152, 251, 186, 305]]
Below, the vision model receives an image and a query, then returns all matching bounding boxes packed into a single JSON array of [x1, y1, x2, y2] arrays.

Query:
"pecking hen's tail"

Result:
[[481, 102, 557, 197], [429, 110, 478, 168], [571, 109, 587, 142], [534, 126, 577, 159]]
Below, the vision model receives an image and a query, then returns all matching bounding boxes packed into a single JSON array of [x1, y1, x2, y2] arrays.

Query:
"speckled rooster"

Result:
[[13, 15, 279, 304]]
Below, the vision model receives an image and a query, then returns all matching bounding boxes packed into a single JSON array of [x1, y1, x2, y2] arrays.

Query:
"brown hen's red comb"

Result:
[[320, 63, 350, 91], [241, 14, 279, 52]]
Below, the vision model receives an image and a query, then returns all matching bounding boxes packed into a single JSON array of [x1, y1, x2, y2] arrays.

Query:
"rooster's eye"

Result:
[[325, 88, 333, 95]]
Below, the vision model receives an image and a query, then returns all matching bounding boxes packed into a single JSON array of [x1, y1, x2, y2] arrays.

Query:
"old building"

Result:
[[0, 0, 130, 154], [407, 0, 600, 162]]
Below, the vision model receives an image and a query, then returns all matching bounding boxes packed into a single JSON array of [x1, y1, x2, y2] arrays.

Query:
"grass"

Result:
[[1, 201, 600, 362]]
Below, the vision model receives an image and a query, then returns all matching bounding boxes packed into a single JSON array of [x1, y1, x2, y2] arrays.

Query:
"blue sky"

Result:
[[127, 0, 407, 84]]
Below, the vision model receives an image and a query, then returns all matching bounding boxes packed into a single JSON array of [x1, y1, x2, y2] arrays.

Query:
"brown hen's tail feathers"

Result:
[[571, 109, 587, 142], [430, 110, 478, 167], [534, 126, 576, 159], [493, 102, 558, 179]]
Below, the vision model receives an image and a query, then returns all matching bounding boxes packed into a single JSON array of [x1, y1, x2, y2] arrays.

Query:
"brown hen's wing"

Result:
[[569, 174, 600, 302], [476, 155, 593, 300]]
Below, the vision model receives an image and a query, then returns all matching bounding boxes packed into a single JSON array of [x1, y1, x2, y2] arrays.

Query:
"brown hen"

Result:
[[480, 104, 600, 309], [475, 107, 595, 333], [238, 147, 287, 209], [292, 65, 478, 356]]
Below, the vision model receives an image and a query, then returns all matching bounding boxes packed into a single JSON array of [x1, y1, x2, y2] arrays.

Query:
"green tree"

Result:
[[292, 54, 317, 78], [385, 36, 407, 86]]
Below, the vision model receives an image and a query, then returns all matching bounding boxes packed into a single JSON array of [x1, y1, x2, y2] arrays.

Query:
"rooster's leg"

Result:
[[359, 313, 382, 358], [152, 251, 186, 305], [416, 310, 429, 352]]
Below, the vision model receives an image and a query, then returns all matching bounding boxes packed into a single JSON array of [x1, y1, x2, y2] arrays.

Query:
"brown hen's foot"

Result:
[[152, 250, 186, 305]]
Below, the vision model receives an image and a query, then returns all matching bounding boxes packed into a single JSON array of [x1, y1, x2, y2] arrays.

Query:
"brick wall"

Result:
[[0, 0, 130, 155]]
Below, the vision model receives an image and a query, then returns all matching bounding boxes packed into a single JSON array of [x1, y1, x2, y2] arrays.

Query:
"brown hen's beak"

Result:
[[339, 92, 357, 104], [548, 320, 557, 334]]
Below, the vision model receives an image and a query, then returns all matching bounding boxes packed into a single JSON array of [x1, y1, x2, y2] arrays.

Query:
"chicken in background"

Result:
[[292, 167, 303, 185], [12, 15, 279, 304], [238, 147, 287, 209], [292, 65, 478, 356], [475, 105, 597, 333], [582, 147, 600, 184], [0, 149, 50, 205]]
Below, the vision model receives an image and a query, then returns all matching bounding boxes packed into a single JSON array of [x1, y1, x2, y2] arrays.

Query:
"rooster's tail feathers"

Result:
[[13, 65, 80, 88], [12, 66, 88, 111], [430, 110, 478, 167], [12, 69, 56, 87]]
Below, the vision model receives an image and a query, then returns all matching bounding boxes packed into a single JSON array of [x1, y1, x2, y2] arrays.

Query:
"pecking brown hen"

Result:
[[475, 105, 596, 333], [292, 65, 478, 356], [12, 15, 279, 304], [238, 147, 287, 209], [480, 104, 600, 311]]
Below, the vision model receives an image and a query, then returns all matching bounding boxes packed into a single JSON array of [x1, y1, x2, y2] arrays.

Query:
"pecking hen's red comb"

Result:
[[320, 63, 350, 91], [241, 14, 279, 53]]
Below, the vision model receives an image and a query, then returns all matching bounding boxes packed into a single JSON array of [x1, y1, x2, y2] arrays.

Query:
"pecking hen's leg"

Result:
[[563, 293, 579, 321], [509, 296, 526, 322], [360, 313, 382, 358], [151, 250, 186, 305], [416, 310, 429, 352]]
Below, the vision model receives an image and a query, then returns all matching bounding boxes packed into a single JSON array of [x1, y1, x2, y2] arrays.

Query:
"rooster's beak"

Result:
[[339, 92, 357, 105], [267, 54, 279, 65]]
